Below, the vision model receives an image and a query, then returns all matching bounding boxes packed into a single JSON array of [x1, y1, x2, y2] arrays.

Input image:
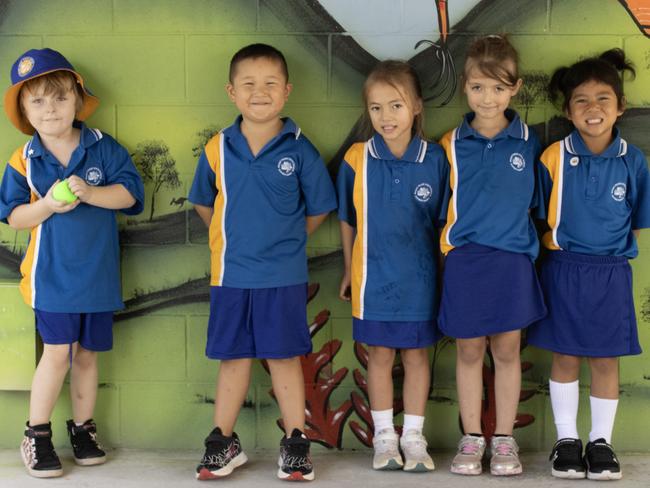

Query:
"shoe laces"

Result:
[[72, 427, 102, 451], [459, 438, 482, 455], [493, 438, 516, 456]]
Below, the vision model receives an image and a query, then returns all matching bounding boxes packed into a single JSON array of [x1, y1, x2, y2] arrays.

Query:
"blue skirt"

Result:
[[353, 318, 441, 349], [527, 251, 642, 357], [438, 243, 547, 339]]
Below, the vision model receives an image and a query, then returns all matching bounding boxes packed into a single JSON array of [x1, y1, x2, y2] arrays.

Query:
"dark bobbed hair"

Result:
[[229, 43, 289, 82], [463, 34, 519, 87], [548, 48, 635, 111], [358, 60, 425, 141]]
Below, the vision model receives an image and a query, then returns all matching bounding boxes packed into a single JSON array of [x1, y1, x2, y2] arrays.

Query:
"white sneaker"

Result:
[[400, 430, 434, 472], [372, 429, 403, 470]]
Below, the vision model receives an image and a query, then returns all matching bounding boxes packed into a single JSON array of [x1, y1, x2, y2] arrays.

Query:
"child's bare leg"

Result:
[[29, 344, 72, 425], [588, 357, 619, 399], [267, 357, 305, 434], [214, 358, 253, 435], [70, 345, 98, 423], [367, 346, 396, 411], [456, 337, 486, 434], [401, 348, 429, 416], [551, 353, 581, 382], [489, 330, 521, 435]]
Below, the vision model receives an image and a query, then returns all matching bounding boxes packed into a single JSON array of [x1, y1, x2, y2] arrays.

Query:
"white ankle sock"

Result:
[[589, 396, 618, 443], [371, 408, 394, 435], [402, 414, 424, 435], [549, 379, 580, 439]]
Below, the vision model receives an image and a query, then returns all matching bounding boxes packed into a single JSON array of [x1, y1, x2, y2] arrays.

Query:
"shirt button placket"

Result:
[[391, 166, 402, 201]]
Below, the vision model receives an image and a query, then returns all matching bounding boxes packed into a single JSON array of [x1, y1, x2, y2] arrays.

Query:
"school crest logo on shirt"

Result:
[[414, 183, 433, 202], [17, 57, 35, 77], [611, 182, 626, 202], [509, 153, 525, 172], [85, 167, 103, 186], [277, 157, 296, 176]]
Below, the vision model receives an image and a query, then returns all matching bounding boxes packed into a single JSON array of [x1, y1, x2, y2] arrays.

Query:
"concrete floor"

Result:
[[1, 449, 649, 487]]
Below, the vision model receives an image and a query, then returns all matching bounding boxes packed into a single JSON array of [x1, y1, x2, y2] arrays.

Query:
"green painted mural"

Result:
[[1, 0, 650, 455]]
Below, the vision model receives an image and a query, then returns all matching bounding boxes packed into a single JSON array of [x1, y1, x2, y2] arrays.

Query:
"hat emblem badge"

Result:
[[17, 57, 35, 77]]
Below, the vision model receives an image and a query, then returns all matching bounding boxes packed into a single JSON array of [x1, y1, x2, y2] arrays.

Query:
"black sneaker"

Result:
[[549, 438, 586, 479], [20, 422, 63, 478], [278, 429, 314, 481], [196, 427, 247, 480], [584, 438, 622, 480], [66, 419, 106, 466]]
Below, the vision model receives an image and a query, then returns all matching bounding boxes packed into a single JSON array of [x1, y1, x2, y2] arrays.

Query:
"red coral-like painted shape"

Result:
[[263, 284, 354, 449], [349, 342, 405, 447]]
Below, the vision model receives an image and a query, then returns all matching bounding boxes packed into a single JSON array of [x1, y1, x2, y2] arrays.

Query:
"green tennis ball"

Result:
[[52, 179, 78, 203]]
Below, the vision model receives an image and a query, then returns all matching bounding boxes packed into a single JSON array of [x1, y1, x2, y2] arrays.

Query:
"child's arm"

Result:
[[67, 175, 135, 210], [7, 180, 79, 230], [194, 204, 214, 228], [306, 213, 328, 235], [339, 220, 355, 301], [634, 230, 641, 239]]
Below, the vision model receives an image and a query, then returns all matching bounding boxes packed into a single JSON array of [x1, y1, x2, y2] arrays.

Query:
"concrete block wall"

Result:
[[1, 0, 650, 451]]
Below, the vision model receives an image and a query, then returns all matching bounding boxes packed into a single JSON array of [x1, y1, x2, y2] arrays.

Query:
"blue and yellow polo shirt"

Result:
[[188, 116, 337, 288], [536, 128, 650, 257], [440, 110, 540, 259], [337, 134, 450, 321], [0, 123, 144, 312]]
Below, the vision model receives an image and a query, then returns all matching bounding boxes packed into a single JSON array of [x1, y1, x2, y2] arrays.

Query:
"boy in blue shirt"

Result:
[[189, 44, 336, 481], [0, 48, 144, 478]]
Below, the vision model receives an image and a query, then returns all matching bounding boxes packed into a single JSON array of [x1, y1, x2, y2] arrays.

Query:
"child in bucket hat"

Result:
[[0, 48, 144, 478], [4, 48, 99, 135]]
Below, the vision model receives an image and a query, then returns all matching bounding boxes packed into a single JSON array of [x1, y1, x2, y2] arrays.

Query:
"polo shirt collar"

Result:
[[456, 109, 529, 141], [224, 115, 302, 142], [368, 133, 428, 163], [24, 122, 100, 159], [564, 128, 627, 158]]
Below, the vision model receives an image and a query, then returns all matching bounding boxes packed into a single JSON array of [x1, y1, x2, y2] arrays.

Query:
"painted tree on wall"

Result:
[[515, 71, 549, 123], [132, 140, 181, 221]]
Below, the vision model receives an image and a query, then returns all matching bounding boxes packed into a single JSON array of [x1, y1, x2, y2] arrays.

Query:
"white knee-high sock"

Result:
[[371, 408, 394, 435], [549, 379, 580, 439], [589, 396, 618, 443]]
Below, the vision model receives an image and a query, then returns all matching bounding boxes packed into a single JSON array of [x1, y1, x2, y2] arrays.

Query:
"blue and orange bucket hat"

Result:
[[4, 48, 99, 135]]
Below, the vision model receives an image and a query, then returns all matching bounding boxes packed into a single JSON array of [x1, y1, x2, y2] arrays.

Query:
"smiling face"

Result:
[[366, 81, 421, 157], [566, 79, 624, 154], [20, 78, 79, 139], [463, 65, 521, 126], [226, 56, 292, 126]]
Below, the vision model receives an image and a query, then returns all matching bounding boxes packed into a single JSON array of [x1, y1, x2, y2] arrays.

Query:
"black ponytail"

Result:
[[547, 48, 635, 111]]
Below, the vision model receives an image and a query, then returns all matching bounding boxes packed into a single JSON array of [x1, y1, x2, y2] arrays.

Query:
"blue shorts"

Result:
[[353, 318, 440, 349], [35, 310, 114, 351], [206, 284, 312, 360], [527, 251, 641, 357], [438, 243, 547, 339]]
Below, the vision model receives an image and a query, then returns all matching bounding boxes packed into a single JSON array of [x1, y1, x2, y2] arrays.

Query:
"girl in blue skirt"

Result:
[[437, 35, 547, 476], [527, 49, 650, 481]]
